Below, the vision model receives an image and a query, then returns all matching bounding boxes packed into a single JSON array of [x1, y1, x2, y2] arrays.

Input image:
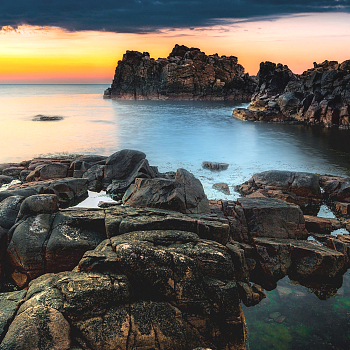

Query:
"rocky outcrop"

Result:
[[104, 44, 256, 100], [233, 59, 350, 128], [3, 153, 350, 348]]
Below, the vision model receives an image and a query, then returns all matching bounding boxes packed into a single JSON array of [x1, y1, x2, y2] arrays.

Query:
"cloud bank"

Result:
[[1, 0, 350, 33]]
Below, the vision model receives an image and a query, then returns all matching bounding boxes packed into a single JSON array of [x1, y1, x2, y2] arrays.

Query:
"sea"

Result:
[[1, 84, 350, 349]]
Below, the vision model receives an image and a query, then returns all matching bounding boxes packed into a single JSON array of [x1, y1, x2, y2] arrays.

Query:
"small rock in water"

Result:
[[213, 182, 231, 195], [32, 114, 64, 121], [202, 161, 229, 171]]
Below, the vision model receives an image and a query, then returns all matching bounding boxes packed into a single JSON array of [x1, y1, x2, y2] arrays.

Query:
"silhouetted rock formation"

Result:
[[233, 59, 350, 128], [104, 44, 257, 100]]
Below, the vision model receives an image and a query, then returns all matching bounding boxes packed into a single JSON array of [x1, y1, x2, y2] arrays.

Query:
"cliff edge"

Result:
[[104, 44, 257, 100]]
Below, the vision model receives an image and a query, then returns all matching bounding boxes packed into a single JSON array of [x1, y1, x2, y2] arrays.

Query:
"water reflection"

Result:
[[244, 272, 350, 350]]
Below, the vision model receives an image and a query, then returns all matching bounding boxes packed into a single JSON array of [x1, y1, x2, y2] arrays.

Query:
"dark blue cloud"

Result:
[[1, 0, 349, 33]]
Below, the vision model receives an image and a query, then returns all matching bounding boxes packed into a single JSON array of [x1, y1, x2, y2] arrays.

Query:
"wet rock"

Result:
[[237, 282, 266, 307], [32, 114, 64, 121], [6, 208, 106, 287], [125, 168, 210, 214], [213, 182, 230, 195], [237, 170, 321, 199], [202, 162, 229, 171], [0, 175, 14, 185], [253, 238, 347, 284], [104, 149, 146, 183], [106, 158, 159, 198], [0, 196, 24, 230], [236, 197, 308, 240]]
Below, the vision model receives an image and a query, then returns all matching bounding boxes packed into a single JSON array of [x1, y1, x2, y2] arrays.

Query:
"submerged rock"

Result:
[[32, 114, 64, 121]]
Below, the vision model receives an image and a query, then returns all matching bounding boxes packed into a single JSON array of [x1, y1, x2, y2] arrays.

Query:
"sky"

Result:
[[0, 1, 350, 83]]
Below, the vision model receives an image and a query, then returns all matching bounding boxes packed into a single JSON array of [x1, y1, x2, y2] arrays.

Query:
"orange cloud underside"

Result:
[[0, 12, 350, 83]]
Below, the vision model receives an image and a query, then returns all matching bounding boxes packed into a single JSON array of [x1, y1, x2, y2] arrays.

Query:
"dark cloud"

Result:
[[0, 0, 349, 33]]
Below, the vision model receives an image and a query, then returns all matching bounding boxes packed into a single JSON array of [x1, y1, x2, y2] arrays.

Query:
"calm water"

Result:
[[1, 84, 350, 201], [1, 84, 350, 349]]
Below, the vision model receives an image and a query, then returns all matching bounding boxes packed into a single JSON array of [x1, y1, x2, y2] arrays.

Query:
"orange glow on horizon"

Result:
[[0, 12, 350, 84]]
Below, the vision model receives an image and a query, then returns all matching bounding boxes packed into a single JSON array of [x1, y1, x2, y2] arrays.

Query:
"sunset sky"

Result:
[[0, 1, 350, 83]]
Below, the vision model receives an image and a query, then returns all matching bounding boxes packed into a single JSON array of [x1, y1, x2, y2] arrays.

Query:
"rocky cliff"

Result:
[[104, 44, 257, 100], [233, 59, 350, 128]]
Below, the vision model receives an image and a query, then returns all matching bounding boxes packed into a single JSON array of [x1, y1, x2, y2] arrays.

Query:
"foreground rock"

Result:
[[104, 44, 256, 100], [124, 168, 210, 214], [236, 170, 322, 211], [233, 59, 350, 128]]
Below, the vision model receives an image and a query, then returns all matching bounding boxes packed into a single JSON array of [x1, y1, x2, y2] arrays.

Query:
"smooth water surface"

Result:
[[1, 84, 350, 200]]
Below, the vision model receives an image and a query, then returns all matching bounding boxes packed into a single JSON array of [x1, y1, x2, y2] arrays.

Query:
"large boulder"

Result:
[[125, 168, 210, 214], [18, 194, 59, 218], [236, 197, 308, 241], [106, 158, 159, 198], [104, 149, 146, 183], [69, 155, 107, 178], [6, 208, 106, 287]]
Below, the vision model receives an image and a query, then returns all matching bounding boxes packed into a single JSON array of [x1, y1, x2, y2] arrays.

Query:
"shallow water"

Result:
[[2, 84, 350, 349]]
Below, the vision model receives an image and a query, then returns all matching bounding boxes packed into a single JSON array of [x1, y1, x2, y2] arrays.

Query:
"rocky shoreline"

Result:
[[1, 150, 350, 348], [233, 60, 350, 129]]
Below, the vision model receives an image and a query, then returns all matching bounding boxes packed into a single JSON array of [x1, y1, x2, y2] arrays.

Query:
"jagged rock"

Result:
[[106, 158, 159, 198], [236, 197, 308, 240], [320, 175, 350, 202], [233, 59, 350, 128], [202, 162, 229, 171], [104, 44, 256, 100], [125, 168, 210, 214], [335, 201, 350, 215]]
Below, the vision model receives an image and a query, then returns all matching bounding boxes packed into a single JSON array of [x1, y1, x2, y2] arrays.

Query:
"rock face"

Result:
[[104, 44, 256, 100], [233, 59, 350, 128]]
